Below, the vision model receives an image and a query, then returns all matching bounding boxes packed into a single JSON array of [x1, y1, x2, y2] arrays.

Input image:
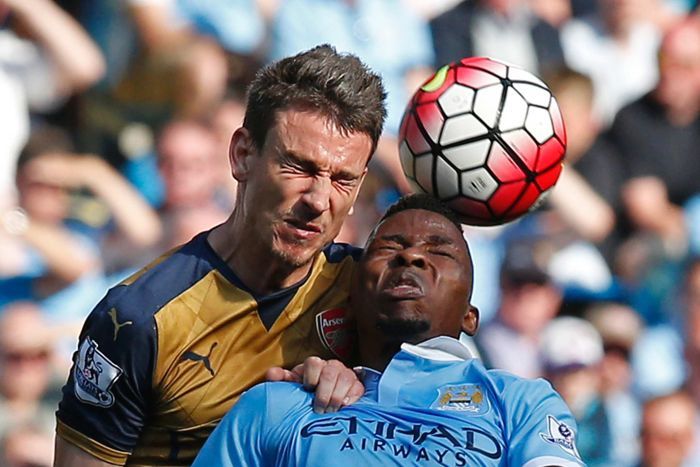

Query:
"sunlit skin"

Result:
[[351, 209, 479, 371], [641, 393, 696, 467], [208, 109, 372, 294], [655, 19, 700, 125]]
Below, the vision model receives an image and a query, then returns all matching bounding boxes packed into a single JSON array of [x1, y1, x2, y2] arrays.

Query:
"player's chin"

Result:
[[376, 313, 430, 343], [272, 241, 322, 268]]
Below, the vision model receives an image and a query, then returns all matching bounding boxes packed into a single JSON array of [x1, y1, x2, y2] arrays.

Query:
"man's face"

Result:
[[158, 124, 219, 208], [352, 209, 476, 344], [641, 397, 695, 467], [656, 24, 700, 110], [233, 109, 371, 268]]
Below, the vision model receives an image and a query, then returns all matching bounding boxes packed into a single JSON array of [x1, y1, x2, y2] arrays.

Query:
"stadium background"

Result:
[[1, 0, 700, 464]]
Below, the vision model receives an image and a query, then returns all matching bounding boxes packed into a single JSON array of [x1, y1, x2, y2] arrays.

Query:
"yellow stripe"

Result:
[[56, 420, 129, 465], [421, 65, 449, 92], [120, 247, 178, 286]]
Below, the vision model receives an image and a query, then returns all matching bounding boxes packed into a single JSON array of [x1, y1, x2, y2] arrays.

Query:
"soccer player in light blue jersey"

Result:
[[194, 194, 586, 467]]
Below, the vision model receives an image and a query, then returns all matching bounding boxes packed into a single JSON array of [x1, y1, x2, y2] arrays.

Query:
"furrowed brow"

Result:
[[426, 235, 454, 246]]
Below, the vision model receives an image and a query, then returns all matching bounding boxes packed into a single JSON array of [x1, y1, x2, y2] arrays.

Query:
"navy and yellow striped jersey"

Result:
[[56, 231, 360, 466]]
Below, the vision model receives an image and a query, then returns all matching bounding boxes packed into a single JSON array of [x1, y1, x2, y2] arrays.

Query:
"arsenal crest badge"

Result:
[[315, 308, 355, 360]]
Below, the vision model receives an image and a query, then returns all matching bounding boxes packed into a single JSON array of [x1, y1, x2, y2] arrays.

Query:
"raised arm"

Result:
[[22, 153, 162, 248], [3, 0, 105, 93]]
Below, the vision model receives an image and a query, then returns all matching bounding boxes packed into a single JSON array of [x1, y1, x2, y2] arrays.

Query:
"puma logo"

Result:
[[108, 308, 133, 341], [180, 342, 218, 377]]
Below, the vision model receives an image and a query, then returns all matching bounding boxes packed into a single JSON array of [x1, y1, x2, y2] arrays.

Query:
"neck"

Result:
[[208, 211, 314, 295], [664, 101, 700, 127], [358, 338, 402, 372]]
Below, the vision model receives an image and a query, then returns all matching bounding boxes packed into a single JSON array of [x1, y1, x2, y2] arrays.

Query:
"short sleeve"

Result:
[[505, 378, 586, 467], [192, 384, 271, 467], [56, 287, 156, 465]]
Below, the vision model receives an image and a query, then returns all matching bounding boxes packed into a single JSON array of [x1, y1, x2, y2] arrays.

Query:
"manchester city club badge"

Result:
[[431, 384, 491, 415]]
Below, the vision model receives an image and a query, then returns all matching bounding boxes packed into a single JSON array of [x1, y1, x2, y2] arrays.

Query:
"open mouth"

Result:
[[283, 219, 322, 239], [382, 271, 425, 299]]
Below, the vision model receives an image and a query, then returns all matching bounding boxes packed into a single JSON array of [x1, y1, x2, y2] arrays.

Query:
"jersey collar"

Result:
[[399, 334, 478, 362], [359, 334, 477, 402]]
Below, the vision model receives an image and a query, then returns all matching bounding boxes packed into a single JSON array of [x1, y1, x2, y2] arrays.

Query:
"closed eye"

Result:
[[428, 249, 456, 259]]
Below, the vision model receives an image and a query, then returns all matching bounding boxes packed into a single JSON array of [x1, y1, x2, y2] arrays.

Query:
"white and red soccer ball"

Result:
[[399, 57, 566, 226]]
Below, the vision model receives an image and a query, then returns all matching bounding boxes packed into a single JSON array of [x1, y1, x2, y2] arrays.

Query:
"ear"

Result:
[[461, 305, 479, 336], [229, 127, 256, 182]]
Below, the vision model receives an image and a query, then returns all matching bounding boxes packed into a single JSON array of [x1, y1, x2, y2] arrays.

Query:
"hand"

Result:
[[266, 356, 365, 414], [23, 153, 103, 190], [621, 176, 672, 233]]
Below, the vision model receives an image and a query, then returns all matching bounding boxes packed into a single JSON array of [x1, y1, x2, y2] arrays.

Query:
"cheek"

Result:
[[329, 190, 358, 219]]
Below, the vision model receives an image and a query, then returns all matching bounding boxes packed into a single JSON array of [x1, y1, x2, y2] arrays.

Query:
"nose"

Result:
[[393, 247, 426, 269], [301, 176, 331, 215]]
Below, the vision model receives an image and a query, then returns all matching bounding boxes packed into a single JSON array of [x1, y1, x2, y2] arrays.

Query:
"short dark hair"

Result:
[[380, 193, 463, 234], [243, 44, 387, 155], [544, 66, 594, 106], [17, 125, 75, 174]]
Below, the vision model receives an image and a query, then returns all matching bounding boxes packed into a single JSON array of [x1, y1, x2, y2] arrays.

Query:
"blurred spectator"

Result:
[[0, 126, 161, 317], [540, 316, 612, 466], [430, 0, 566, 75], [477, 238, 563, 378], [0, 423, 54, 467], [561, 0, 668, 123], [639, 391, 697, 467], [156, 119, 229, 249], [78, 0, 239, 169], [115, 0, 230, 120], [0, 128, 101, 309], [529, 0, 574, 27], [545, 67, 621, 248], [402, 0, 463, 20], [0, 0, 104, 207], [631, 257, 699, 400], [208, 97, 247, 208], [587, 302, 644, 466], [0, 303, 58, 439], [609, 16, 700, 265], [268, 0, 434, 192], [679, 257, 700, 465]]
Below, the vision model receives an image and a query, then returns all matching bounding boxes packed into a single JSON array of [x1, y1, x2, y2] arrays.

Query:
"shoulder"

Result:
[[231, 381, 312, 424], [431, 1, 472, 27], [107, 233, 218, 322], [484, 369, 565, 410]]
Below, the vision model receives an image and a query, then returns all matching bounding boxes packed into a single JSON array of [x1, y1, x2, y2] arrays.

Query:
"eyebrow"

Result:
[[378, 234, 455, 246]]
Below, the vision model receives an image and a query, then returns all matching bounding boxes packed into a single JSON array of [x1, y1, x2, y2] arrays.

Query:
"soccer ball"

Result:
[[398, 57, 566, 226]]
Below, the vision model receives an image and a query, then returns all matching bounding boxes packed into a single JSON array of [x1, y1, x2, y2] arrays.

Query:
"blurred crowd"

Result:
[[1, 0, 700, 465]]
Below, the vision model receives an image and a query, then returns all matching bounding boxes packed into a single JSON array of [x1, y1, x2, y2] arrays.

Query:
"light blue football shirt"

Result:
[[194, 336, 586, 466]]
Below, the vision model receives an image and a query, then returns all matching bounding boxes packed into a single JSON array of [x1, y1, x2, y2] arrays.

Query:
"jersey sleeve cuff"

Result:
[[56, 419, 130, 465]]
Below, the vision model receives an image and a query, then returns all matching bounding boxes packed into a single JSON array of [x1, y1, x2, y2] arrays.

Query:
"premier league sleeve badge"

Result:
[[73, 337, 123, 408]]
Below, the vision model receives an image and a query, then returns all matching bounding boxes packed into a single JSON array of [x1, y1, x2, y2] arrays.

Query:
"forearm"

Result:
[[82, 159, 162, 247], [10, 0, 105, 91], [23, 220, 98, 282], [128, 3, 190, 53], [548, 166, 615, 242]]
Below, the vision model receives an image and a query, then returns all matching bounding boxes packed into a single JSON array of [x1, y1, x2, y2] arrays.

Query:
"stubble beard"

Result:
[[376, 315, 430, 344], [269, 229, 320, 269]]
